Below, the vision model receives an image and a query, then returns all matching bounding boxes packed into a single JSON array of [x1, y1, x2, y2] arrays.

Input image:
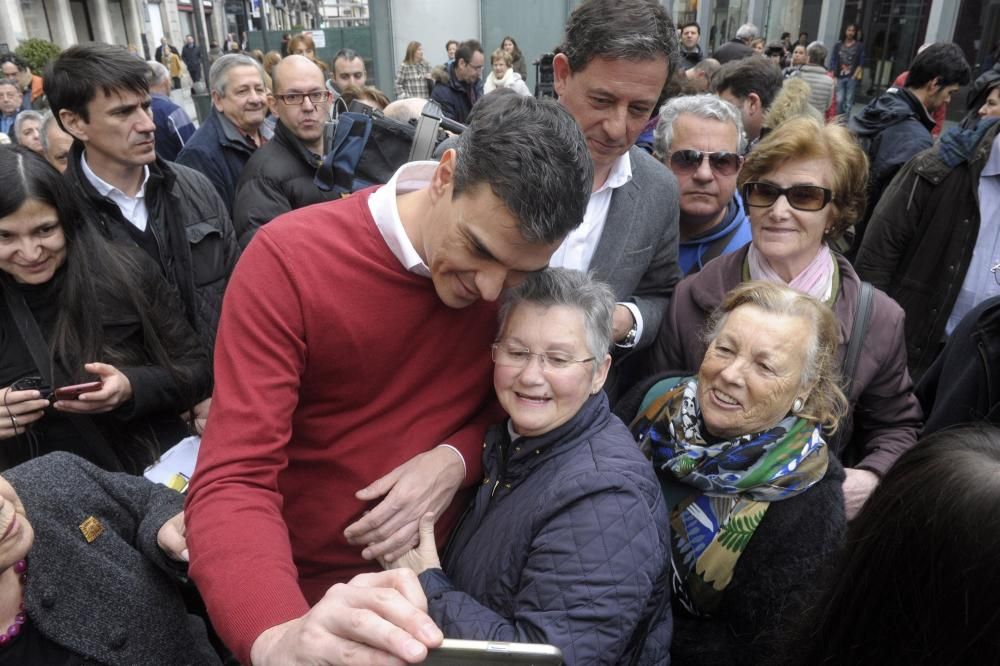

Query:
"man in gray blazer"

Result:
[[551, 0, 680, 358]]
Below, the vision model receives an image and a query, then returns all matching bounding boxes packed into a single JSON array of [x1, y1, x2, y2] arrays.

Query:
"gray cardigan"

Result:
[[5, 452, 219, 665]]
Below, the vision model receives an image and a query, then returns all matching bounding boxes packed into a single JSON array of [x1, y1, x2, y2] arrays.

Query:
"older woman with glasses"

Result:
[[648, 116, 923, 519], [383, 269, 671, 665]]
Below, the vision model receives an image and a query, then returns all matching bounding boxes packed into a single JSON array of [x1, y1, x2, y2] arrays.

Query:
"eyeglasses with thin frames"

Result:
[[274, 90, 331, 106], [742, 181, 834, 212], [668, 149, 743, 177], [491, 343, 595, 372]]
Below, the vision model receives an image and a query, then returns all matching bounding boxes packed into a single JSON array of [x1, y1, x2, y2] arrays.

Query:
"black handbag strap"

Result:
[[843, 281, 874, 397], [1, 281, 124, 472]]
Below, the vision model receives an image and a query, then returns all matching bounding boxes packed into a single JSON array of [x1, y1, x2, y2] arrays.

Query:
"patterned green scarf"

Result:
[[631, 377, 828, 615]]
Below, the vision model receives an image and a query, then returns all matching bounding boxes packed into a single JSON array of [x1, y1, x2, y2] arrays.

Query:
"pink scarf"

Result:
[[747, 243, 835, 301]]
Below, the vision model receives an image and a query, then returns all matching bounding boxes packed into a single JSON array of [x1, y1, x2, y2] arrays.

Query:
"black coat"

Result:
[[176, 110, 258, 217], [430, 63, 483, 124], [181, 43, 202, 82], [8, 452, 220, 664], [917, 296, 1000, 434], [64, 143, 239, 356], [855, 120, 1000, 379], [233, 120, 341, 248]]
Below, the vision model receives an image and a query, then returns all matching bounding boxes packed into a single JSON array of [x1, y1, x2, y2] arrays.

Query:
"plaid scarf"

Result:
[[631, 377, 828, 615]]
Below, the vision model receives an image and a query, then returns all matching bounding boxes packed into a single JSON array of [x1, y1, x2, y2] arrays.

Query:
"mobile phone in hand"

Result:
[[52, 381, 103, 401], [9, 375, 51, 395]]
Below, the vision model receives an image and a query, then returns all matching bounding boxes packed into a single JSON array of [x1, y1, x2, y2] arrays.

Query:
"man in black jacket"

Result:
[[45, 43, 239, 358], [233, 55, 341, 247], [430, 40, 484, 123]]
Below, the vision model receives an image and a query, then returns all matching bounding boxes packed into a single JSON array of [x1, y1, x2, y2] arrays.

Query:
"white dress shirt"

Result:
[[80, 153, 150, 232]]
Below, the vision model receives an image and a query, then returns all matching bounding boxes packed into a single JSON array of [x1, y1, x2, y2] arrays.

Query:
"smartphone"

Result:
[[9, 375, 51, 395], [422, 639, 563, 665], [52, 381, 103, 400]]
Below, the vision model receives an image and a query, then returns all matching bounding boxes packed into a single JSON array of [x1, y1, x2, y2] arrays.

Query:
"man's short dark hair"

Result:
[[44, 44, 151, 130], [712, 55, 784, 110], [333, 48, 362, 67], [560, 0, 677, 73], [0, 53, 26, 72], [454, 40, 483, 66], [0, 79, 18, 94], [446, 40, 459, 50], [681, 22, 700, 34], [453, 93, 593, 244], [906, 42, 972, 89]]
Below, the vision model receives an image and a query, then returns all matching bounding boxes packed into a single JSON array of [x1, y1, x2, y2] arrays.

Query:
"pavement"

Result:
[[169, 85, 203, 128]]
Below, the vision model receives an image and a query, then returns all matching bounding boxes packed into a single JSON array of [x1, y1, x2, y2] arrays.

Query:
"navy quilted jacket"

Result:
[[419, 393, 672, 665]]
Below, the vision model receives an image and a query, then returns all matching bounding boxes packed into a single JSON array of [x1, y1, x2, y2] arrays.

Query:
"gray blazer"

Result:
[[591, 146, 680, 351], [6, 452, 219, 665]]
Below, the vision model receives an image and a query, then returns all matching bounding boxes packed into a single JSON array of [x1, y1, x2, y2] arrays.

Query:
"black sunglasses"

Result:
[[742, 181, 834, 212], [668, 149, 743, 177]]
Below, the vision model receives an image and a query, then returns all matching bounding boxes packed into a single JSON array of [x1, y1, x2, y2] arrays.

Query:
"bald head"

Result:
[[268, 54, 330, 152]]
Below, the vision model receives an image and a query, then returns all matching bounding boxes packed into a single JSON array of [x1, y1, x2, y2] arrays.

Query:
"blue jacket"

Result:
[[176, 110, 257, 216], [151, 93, 196, 162], [430, 63, 483, 124], [420, 393, 672, 665], [678, 192, 752, 275]]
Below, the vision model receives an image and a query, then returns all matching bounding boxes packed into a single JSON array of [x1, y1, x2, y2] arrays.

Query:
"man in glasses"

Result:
[[430, 39, 484, 123], [654, 95, 749, 275], [550, 0, 680, 378], [233, 56, 339, 248], [185, 92, 593, 665]]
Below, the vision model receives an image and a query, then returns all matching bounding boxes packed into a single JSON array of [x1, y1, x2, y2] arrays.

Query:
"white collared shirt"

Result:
[[547, 151, 643, 344], [80, 153, 151, 232], [367, 161, 436, 276], [367, 160, 465, 472]]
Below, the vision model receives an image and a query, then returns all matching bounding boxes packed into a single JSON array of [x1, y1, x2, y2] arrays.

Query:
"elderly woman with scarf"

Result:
[[648, 116, 922, 520], [630, 280, 848, 666]]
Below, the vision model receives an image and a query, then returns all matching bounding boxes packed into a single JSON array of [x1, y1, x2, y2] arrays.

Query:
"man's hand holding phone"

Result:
[[52, 362, 132, 414]]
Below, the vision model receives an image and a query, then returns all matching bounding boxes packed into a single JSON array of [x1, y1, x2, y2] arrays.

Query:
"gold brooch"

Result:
[[79, 516, 104, 543]]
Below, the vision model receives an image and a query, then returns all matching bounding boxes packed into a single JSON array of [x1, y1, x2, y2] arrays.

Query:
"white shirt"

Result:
[[367, 161, 436, 276], [80, 153, 150, 232], [946, 136, 1000, 335], [367, 160, 465, 471], [547, 151, 643, 344]]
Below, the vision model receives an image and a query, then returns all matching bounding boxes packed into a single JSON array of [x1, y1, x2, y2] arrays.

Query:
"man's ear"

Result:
[[747, 92, 762, 117], [58, 109, 87, 143], [429, 148, 456, 204], [552, 53, 573, 97], [266, 93, 278, 116], [211, 90, 224, 112]]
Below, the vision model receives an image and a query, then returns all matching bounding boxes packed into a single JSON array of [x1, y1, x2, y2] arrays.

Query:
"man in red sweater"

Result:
[[184, 92, 593, 665]]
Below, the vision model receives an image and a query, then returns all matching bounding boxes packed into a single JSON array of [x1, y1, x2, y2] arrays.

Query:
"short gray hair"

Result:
[[497, 268, 615, 362], [653, 94, 745, 160], [806, 41, 827, 65], [736, 23, 759, 41], [39, 110, 57, 152], [13, 110, 42, 142], [146, 60, 170, 87], [210, 53, 265, 96]]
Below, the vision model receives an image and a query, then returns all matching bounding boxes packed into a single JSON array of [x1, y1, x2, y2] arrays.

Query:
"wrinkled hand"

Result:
[[843, 468, 880, 520], [52, 363, 132, 414], [249, 569, 443, 666], [611, 304, 636, 343], [181, 397, 211, 435], [379, 513, 440, 575], [0, 387, 48, 440], [344, 446, 464, 562], [157, 511, 188, 562]]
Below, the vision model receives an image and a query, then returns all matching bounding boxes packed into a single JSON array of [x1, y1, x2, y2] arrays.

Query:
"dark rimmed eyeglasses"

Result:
[[273, 90, 331, 106], [491, 343, 595, 372], [742, 181, 834, 212], [668, 149, 744, 177]]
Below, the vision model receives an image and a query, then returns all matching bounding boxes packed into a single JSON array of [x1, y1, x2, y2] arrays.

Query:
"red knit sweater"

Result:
[[185, 190, 499, 662]]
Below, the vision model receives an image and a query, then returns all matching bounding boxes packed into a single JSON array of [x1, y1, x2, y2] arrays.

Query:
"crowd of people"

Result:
[[0, 0, 997, 663]]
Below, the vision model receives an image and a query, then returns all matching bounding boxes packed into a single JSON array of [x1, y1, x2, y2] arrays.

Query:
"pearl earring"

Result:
[[792, 398, 803, 413]]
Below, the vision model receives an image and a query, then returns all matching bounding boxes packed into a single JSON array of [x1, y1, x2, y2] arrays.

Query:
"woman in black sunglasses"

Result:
[[647, 116, 922, 522]]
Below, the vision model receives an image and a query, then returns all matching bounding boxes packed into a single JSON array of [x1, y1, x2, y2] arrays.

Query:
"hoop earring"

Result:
[[792, 398, 804, 413]]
